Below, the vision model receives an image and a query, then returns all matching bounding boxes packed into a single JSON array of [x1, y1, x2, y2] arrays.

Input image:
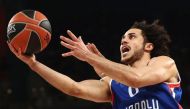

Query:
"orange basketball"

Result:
[[7, 10, 52, 55]]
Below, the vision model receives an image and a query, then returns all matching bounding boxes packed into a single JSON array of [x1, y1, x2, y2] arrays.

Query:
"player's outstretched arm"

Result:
[[87, 55, 177, 88], [7, 43, 111, 103], [60, 31, 178, 88]]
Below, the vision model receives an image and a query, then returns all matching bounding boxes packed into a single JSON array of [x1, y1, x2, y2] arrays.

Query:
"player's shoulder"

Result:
[[151, 55, 174, 61], [149, 56, 175, 65]]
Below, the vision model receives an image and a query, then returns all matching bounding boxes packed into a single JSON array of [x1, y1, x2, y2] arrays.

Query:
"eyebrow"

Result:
[[128, 33, 136, 35], [122, 33, 136, 38]]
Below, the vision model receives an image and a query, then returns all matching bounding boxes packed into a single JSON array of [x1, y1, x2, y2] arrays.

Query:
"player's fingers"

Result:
[[17, 48, 22, 56], [91, 43, 104, 57], [90, 43, 99, 54], [61, 41, 76, 50], [67, 30, 79, 41], [62, 51, 73, 57], [60, 36, 76, 45], [86, 43, 93, 52], [78, 36, 86, 46], [78, 36, 83, 42]]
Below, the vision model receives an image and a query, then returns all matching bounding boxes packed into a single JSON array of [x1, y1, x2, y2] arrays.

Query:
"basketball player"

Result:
[[8, 20, 182, 109]]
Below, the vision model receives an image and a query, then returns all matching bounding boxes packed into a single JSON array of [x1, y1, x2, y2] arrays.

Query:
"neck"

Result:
[[130, 53, 151, 68]]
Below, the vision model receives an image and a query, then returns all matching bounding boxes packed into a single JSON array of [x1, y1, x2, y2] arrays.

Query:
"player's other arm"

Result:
[[87, 55, 177, 88], [30, 62, 112, 102], [8, 43, 111, 103]]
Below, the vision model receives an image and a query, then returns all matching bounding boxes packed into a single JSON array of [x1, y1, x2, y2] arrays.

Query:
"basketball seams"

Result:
[[34, 11, 47, 22], [25, 28, 43, 51], [38, 19, 52, 34], [20, 12, 40, 23], [39, 19, 49, 24], [9, 26, 27, 44], [38, 23, 51, 35], [33, 11, 36, 20], [9, 22, 51, 35], [24, 31, 32, 53]]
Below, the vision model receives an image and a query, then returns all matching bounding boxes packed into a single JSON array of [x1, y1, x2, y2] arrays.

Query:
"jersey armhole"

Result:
[[164, 72, 181, 85], [100, 77, 113, 92], [109, 79, 114, 104], [100, 77, 114, 103]]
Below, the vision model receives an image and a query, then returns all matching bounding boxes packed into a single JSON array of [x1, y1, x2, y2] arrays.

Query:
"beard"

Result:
[[121, 46, 144, 65]]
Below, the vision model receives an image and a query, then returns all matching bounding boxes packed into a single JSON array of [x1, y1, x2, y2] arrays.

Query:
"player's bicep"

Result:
[[74, 77, 112, 102], [137, 56, 177, 87]]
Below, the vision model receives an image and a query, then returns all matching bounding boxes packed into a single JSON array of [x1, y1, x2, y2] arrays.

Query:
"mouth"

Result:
[[121, 45, 131, 54]]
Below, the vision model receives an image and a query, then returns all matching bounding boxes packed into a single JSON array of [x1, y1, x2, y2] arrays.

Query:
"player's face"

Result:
[[120, 28, 145, 64]]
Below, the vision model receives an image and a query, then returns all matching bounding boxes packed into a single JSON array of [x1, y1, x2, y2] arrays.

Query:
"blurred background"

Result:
[[0, 0, 190, 109]]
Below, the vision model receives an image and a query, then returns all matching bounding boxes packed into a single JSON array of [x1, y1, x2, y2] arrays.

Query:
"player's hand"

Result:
[[60, 30, 93, 61], [86, 43, 104, 58], [7, 42, 36, 67]]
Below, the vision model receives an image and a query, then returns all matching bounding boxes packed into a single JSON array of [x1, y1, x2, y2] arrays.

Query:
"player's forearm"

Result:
[[86, 54, 139, 86], [28, 61, 79, 95]]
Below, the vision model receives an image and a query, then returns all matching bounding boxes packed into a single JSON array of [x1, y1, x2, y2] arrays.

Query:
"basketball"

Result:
[[7, 10, 52, 55]]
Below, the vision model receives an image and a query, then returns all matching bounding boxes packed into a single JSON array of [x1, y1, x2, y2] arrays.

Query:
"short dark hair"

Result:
[[131, 20, 171, 57]]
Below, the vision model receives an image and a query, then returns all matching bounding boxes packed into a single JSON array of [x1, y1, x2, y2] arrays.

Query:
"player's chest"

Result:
[[113, 84, 157, 101]]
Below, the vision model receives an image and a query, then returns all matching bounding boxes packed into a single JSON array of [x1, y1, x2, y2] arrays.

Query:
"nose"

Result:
[[121, 37, 129, 45]]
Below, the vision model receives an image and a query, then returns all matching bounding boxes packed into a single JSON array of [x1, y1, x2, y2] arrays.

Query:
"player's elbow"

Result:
[[62, 82, 83, 97], [68, 88, 82, 97]]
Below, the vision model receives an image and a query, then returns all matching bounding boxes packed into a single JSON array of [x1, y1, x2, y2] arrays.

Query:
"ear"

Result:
[[144, 43, 154, 51]]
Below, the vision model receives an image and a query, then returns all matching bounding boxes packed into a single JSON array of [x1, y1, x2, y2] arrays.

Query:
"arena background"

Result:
[[0, 0, 190, 109]]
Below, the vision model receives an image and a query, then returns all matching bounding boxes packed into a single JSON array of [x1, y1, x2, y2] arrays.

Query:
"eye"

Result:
[[129, 35, 136, 39]]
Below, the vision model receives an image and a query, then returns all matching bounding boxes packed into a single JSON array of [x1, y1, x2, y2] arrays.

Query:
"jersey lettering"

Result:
[[128, 87, 139, 97], [126, 99, 159, 109]]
